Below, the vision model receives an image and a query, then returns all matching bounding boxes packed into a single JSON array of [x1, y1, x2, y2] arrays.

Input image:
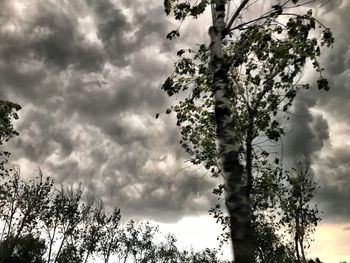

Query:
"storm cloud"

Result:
[[274, 0, 350, 223], [0, 0, 214, 222], [1, 0, 350, 224]]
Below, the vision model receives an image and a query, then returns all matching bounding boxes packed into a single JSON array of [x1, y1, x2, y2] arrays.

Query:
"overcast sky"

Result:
[[1, 0, 350, 262]]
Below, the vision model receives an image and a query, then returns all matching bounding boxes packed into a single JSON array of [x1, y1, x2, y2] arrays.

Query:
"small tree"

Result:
[[0, 169, 53, 257], [280, 159, 321, 263], [56, 243, 82, 263], [155, 233, 181, 262], [117, 220, 159, 263], [98, 207, 121, 263], [52, 185, 85, 263]]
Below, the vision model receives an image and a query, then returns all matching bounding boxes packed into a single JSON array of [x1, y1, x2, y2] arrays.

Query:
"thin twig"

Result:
[[283, 0, 317, 9]]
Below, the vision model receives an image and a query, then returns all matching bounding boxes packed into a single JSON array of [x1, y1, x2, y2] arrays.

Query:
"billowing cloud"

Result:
[[0, 0, 218, 223], [314, 147, 350, 222], [1, 0, 350, 226], [282, 93, 329, 160], [308, 1, 350, 222]]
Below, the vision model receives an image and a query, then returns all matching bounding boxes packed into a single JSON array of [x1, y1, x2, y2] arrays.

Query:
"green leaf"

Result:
[[177, 49, 185, 57], [317, 78, 329, 91], [190, 1, 208, 18], [161, 77, 174, 96], [166, 30, 180, 40], [321, 28, 334, 47], [164, 0, 174, 15]]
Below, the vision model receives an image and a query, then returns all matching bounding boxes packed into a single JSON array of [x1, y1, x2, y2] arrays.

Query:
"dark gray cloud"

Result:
[[13, 108, 75, 163], [0, 0, 214, 223], [280, 0, 350, 223], [304, 1, 350, 223], [31, 9, 104, 71], [314, 147, 350, 222], [88, 0, 133, 67], [262, 1, 350, 224], [1, 0, 350, 225], [282, 93, 329, 159], [0, 2, 104, 72], [302, 0, 344, 13]]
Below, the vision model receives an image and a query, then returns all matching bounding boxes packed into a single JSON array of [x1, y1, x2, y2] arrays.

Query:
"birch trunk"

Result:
[[210, 1, 255, 262]]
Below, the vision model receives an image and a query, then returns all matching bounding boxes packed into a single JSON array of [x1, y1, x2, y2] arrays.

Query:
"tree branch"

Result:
[[229, 14, 271, 32], [225, 0, 250, 36], [211, 2, 216, 26]]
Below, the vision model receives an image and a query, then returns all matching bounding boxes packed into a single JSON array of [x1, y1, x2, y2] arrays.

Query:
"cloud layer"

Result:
[[0, 0, 215, 222], [1, 0, 350, 223]]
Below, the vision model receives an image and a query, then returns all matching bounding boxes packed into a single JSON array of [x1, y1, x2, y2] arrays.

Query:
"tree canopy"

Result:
[[161, 1, 332, 262]]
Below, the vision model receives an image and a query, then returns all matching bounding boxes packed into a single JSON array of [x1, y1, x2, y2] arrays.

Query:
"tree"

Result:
[[253, 217, 295, 263], [77, 198, 103, 263], [155, 233, 181, 262], [78, 200, 121, 263], [56, 243, 82, 263], [0, 234, 46, 263], [279, 159, 321, 263], [116, 220, 159, 263], [162, 1, 333, 262], [117, 223, 230, 263], [0, 165, 231, 263], [0, 100, 49, 263], [0, 168, 53, 258], [250, 160, 297, 263], [41, 184, 91, 263], [98, 206, 121, 263]]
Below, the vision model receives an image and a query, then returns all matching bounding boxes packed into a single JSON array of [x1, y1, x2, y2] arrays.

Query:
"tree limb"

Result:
[[225, 0, 250, 36]]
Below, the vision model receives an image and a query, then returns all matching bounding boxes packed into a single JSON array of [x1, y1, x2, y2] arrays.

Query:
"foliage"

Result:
[[0, 234, 46, 263], [279, 159, 321, 262], [0, 168, 53, 258], [0, 100, 21, 146], [253, 218, 295, 263], [161, 11, 332, 175], [0, 100, 21, 177], [161, 1, 332, 261], [0, 168, 231, 262], [0, 168, 121, 263], [164, 0, 210, 39], [116, 220, 159, 263], [56, 244, 83, 263]]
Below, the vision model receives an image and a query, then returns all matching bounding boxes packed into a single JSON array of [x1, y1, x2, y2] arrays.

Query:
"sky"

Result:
[[0, 0, 350, 262]]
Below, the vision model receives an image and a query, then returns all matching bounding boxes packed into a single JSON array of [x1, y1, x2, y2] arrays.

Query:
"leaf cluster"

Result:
[[161, 9, 332, 175], [164, 0, 209, 19], [0, 100, 21, 146]]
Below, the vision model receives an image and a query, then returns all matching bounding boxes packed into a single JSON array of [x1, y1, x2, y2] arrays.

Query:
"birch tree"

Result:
[[162, 1, 333, 262]]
